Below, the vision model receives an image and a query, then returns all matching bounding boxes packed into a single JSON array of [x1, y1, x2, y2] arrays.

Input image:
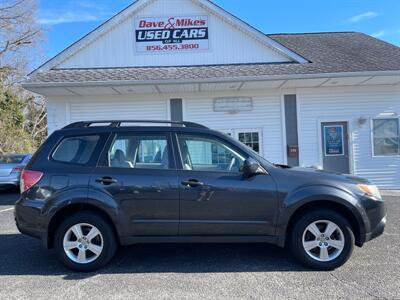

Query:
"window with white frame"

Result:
[[372, 118, 399, 156], [238, 131, 261, 153]]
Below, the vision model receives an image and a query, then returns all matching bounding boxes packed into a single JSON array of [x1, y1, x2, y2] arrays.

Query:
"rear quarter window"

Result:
[[52, 135, 100, 164]]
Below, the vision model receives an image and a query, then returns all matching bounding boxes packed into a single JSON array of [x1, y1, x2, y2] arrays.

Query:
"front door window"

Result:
[[177, 135, 245, 172]]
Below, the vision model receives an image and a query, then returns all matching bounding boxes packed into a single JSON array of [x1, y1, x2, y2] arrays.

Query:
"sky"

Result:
[[36, 0, 400, 69]]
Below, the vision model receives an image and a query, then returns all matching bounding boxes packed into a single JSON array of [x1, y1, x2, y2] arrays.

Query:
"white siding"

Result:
[[184, 95, 284, 164], [298, 86, 400, 188], [57, 0, 290, 69], [46, 100, 67, 134], [69, 98, 168, 123], [46, 96, 169, 133]]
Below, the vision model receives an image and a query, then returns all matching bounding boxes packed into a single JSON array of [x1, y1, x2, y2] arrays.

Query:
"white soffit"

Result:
[[321, 76, 372, 87], [241, 80, 285, 90], [68, 86, 120, 96], [200, 82, 242, 92], [29, 87, 77, 96], [280, 78, 329, 88], [360, 75, 400, 85], [157, 84, 200, 93], [113, 85, 158, 94]]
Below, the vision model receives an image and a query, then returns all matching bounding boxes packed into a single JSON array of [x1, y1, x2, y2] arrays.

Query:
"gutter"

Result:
[[22, 70, 400, 89]]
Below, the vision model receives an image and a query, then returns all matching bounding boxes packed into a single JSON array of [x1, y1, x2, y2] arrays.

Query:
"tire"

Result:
[[289, 209, 355, 270], [54, 211, 118, 272]]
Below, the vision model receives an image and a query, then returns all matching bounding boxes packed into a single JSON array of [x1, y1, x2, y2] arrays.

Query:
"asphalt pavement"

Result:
[[0, 190, 398, 299]]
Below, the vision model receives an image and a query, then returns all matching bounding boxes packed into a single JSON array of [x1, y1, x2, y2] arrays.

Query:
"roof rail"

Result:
[[62, 120, 208, 129]]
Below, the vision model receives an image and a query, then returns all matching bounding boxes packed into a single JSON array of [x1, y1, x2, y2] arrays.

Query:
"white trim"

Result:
[[296, 94, 303, 167], [280, 94, 288, 164], [182, 98, 187, 121], [23, 71, 400, 89], [370, 117, 400, 158], [166, 98, 171, 120], [65, 102, 71, 124]]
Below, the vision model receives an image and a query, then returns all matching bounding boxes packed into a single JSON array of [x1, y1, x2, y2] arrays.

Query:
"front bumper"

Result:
[[364, 215, 386, 243], [358, 195, 386, 246]]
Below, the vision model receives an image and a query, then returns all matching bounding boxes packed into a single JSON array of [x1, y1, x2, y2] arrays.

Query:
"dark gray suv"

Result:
[[14, 120, 386, 272]]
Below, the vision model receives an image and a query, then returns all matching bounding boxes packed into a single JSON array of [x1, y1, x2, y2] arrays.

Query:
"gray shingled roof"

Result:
[[26, 32, 400, 85]]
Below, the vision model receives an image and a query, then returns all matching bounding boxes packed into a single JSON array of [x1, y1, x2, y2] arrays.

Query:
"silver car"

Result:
[[0, 154, 32, 189]]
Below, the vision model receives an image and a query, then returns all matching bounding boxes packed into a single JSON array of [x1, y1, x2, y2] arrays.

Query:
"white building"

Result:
[[23, 0, 400, 188]]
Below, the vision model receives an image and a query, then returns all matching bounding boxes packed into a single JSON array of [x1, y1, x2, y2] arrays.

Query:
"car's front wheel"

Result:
[[54, 212, 117, 272], [289, 209, 355, 270]]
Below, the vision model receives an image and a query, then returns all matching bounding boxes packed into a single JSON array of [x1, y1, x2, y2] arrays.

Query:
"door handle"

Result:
[[181, 179, 204, 188], [96, 177, 118, 185]]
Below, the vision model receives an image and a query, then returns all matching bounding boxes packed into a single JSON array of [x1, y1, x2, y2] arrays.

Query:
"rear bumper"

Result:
[[0, 173, 20, 187], [14, 198, 49, 248]]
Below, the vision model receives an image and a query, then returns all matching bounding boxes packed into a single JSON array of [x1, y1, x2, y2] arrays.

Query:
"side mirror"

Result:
[[242, 157, 266, 177]]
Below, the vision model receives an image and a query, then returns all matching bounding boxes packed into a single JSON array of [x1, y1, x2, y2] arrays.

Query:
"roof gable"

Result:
[[31, 0, 307, 75]]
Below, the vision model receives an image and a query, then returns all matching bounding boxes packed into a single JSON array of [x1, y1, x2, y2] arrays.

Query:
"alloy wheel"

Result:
[[63, 223, 104, 264], [302, 220, 345, 262]]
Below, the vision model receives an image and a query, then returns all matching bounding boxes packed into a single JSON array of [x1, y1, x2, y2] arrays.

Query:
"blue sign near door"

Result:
[[324, 125, 344, 156]]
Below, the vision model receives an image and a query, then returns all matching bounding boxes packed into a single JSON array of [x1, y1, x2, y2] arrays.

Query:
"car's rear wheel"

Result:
[[289, 209, 355, 270], [54, 212, 117, 272]]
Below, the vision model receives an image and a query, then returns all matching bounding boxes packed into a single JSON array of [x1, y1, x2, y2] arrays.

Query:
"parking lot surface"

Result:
[[0, 190, 399, 300]]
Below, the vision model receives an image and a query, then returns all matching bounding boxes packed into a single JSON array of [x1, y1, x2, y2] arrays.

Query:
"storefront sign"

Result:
[[324, 125, 344, 156], [213, 97, 253, 113], [134, 16, 209, 53]]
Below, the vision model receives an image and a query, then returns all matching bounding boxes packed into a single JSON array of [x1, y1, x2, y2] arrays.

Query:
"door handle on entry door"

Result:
[[181, 179, 204, 188]]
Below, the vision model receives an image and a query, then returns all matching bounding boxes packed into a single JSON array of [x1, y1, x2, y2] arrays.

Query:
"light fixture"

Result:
[[358, 116, 368, 126]]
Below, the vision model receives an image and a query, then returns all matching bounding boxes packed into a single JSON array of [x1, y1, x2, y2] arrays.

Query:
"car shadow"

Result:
[[0, 189, 20, 206], [0, 234, 310, 279]]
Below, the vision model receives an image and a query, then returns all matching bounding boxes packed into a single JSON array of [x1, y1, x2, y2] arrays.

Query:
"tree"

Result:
[[0, 85, 35, 154], [0, 0, 43, 83], [0, 0, 46, 154]]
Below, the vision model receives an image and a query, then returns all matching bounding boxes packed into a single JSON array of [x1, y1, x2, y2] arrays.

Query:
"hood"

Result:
[[281, 166, 370, 185]]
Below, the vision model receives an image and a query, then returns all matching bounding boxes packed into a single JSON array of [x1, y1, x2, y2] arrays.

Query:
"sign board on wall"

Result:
[[213, 97, 253, 113], [134, 16, 209, 53], [324, 125, 344, 156]]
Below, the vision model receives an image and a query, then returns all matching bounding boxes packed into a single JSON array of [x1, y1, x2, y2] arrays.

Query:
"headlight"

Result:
[[357, 184, 381, 199]]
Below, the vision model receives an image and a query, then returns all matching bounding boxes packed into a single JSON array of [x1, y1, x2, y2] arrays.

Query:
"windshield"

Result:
[[0, 155, 26, 164]]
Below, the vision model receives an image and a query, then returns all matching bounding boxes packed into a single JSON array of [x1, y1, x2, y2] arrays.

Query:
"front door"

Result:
[[321, 122, 350, 174], [90, 131, 179, 236], [175, 133, 278, 236]]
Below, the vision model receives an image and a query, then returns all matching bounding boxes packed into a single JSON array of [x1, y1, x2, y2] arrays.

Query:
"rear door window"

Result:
[[106, 134, 171, 169], [52, 135, 100, 164]]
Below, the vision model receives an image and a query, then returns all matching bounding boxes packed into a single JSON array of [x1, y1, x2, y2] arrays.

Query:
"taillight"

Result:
[[20, 170, 43, 193], [11, 166, 24, 173]]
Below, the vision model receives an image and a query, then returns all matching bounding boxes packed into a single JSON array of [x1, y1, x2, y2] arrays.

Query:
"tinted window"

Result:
[[0, 155, 26, 164], [178, 135, 245, 172], [107, 134, 170, 169], [52, 135, 100, 164]]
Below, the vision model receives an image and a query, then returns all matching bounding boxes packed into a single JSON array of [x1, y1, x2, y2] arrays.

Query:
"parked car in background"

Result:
[[0, 154, 32, 190]]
